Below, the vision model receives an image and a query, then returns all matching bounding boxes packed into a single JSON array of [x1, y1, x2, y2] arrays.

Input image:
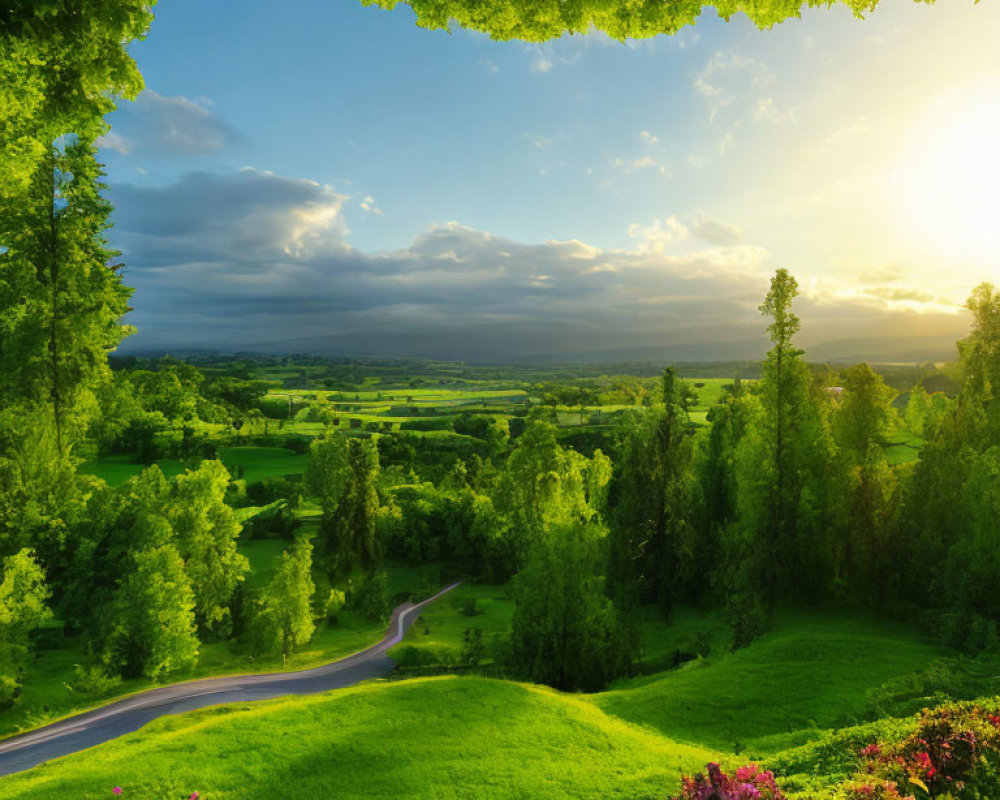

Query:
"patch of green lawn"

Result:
[[388, 583, 514, 666], [594, 608, 944, 754], [0, 677, 718, 800], [78, 455, 185, 486], [217, 446, 309, 484]]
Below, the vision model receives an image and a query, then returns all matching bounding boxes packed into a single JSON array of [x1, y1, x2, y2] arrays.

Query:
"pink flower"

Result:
[[112, 790, 123, 797], [189, 793, 200, 800]]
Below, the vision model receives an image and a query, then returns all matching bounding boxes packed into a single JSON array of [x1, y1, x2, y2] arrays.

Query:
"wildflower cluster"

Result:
[[847, 701, 1000, 800], [670, 762, 787, 800]]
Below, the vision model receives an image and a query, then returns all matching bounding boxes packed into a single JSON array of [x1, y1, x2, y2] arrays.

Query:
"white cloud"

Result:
[[360, 195, 384, 216], [614, 155, 670, 174], [691, 217, 744, 245], [98, 90, 244, 156], [96, 131, 131, 155], [531, 57, 553, 73], [628, 216, 690, 253]]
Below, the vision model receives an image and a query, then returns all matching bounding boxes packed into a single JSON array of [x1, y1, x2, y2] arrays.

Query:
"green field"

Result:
[[79, 454, 186, 485], [216, 446, 309, 483], [595, 608, 943, 754], [0, 677, 717, 800], [388, 583, 514, 668], [80, 447, 308, 487], [0, 607, 964, 800]]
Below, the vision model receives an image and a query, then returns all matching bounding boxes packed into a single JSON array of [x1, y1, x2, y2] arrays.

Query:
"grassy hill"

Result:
[[3, 607, 981, 800], [0, 677, 717, 800], [594, 609, 943, 754]]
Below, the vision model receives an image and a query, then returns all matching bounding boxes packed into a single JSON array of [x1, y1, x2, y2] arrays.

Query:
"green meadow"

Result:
[[2, 606, 984, 800]]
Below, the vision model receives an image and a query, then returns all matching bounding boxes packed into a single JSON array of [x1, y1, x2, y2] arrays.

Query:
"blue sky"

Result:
[[101, 0, 1000, 359]]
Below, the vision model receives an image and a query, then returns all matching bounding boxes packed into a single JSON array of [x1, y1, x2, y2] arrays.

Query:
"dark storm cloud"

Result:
[[109, 168, 962, 360]]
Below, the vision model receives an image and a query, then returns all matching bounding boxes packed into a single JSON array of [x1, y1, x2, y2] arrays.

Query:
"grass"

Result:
[[78, 454, 185, 486], [2, 604, 961, 799], [594, 608, 944, 754], [883, 429, 926, 466], [687, 378, 735, 411], [79, 447, 308, 488], [388, 583, 514, 666], [0, 677, 718, 800], [0, 560, 428, 741], [217, 447, 308, 483]]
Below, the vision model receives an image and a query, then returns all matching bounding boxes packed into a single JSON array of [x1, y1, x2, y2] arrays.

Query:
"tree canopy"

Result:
[[359, 0, 906, 42]]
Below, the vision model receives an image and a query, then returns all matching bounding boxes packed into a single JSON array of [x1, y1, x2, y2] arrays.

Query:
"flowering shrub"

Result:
[[670, 762, 787, 800], [850, 701, 1000, 799]]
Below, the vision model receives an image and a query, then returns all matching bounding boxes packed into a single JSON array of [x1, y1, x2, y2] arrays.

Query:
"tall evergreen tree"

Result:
[[608, 367, 698, 615], [318, 438, 381, 578]]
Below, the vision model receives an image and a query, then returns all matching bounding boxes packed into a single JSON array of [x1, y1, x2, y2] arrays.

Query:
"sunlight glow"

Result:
[[895, 84, 1000, 266]]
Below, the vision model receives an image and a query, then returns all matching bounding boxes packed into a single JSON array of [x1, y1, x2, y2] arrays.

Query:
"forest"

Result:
[[3, 2, 1000, 799]]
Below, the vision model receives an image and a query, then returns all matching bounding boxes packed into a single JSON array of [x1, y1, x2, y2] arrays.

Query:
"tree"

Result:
[[317, 438, 381, 577], [164, 461, 248, 637], [608, 367, 698, 615], [357, 0, 938, 42], [834, 364, 896, 456], [754, 269, 837, 602], [905, 383, 931, 437], [251, 538, 316, 664], [0, 549, 51, 705], [494, 420, 592, 564], [507, 521, 627, 691], [103, 544, 199, 680], [306, 435, 349, 516], [842, 444, 901, 606]]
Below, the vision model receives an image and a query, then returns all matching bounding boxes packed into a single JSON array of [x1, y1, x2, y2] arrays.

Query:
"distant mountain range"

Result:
[[178, 331, 960, 365]]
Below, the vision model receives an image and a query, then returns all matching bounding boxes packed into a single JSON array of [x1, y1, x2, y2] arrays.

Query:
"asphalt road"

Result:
[[0, 582, 460, 779]]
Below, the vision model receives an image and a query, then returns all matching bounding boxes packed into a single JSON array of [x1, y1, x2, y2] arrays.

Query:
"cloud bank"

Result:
[[110, 168, 967, 362]]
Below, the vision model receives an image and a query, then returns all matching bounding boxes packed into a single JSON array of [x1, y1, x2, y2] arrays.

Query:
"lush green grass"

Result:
[[274, 388, 528, 401], [79, 447, 307, 488], [388, 583, 514, 667], [3, 605, 960, 799], [0, 560, 428, 740], [217, 447, 308, 483], [595, 608, 944, 754], [687, 377, 735, 410], [883, 429, 926, 466], [78, 454, 185, 486], [0, 677, 717, 800]]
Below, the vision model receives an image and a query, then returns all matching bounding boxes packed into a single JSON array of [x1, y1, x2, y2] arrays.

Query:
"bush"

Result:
[[245, 476, 302, 507], [460, 628, 485, 667], [852, 701, 1000, 800], [460, 597, 479, 617], [670, 763, 787, 800], [399, 417, 454, 432], [69, 663, 122, 697], [347, 572, 391, 622]]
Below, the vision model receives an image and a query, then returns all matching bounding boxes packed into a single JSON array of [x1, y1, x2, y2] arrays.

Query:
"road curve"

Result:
[[0, 582, 460, 778]]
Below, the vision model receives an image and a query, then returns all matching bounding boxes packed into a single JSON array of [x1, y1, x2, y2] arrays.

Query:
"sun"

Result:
[[894, 83, 1000, 267]]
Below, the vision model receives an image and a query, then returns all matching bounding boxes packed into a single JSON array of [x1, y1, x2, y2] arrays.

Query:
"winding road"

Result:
[[0, 582, 460, 778]]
